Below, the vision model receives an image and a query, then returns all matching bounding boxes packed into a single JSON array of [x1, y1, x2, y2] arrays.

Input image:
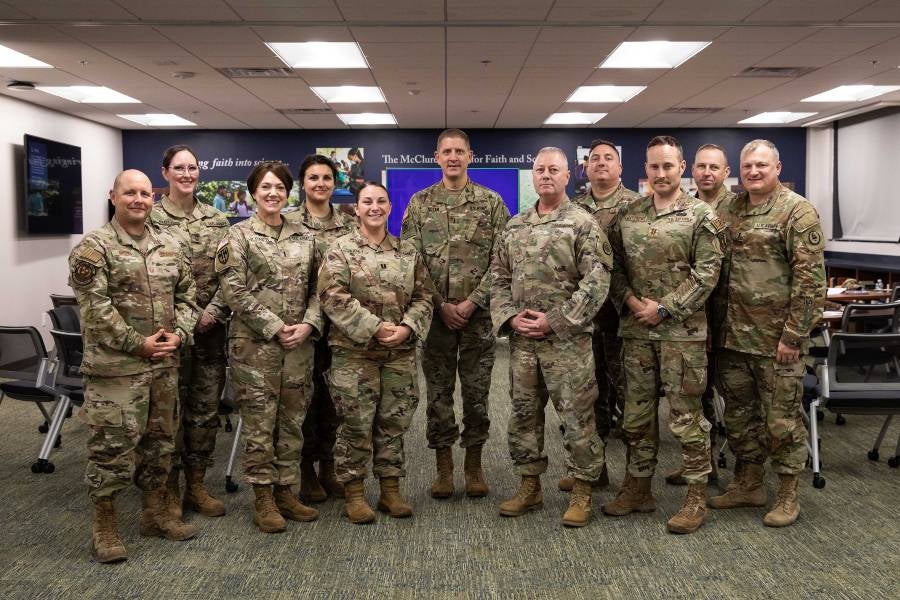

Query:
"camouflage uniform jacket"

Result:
[[491, 198, 613, 339], [572, 182, 641, 233], [712, 184, 826, 356], [401, 180, 509, 309], [216, 213, 324, 342], [318, 229, 435, 352], [68, 218, 198, 376], [699, 185, 736, 214], [150, 195, 230, 322], [609, 190, 725, 341], [288, 201, 356, 248]]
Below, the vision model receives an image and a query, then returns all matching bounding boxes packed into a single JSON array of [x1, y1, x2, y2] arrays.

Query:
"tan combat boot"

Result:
[[377, 477, 413, 518], [464, 445, 489, 497], [708, 461, 767, 509], [91, 497, 127, 564], [601, 475, 657, 516], [252, 484, 286, 533], [343, 479, 376, 524], [431, 447, 454, 499], [559, 465, 609, 491], [763, 474, 800, 527], [499, 475, 543, 517], [164, 468, 183, 520], [667, 483, 708, 534], [318, 459, 345, 499], [140, 489, 198, 540], [273, 485, 319, 522], [183, 465, 226, 517], [299, 458, 327, 503], [562, 479, 593, 527]]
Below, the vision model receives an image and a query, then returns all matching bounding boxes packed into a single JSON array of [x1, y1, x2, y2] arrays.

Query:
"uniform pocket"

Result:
[[78, 402, 123, 427], [680, 352, 708, 396]]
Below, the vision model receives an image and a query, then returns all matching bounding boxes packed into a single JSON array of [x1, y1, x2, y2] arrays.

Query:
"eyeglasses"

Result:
[[169, 165, 199, 175]]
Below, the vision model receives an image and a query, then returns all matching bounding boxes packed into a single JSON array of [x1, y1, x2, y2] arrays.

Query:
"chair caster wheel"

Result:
[[31, 462, 41, 473], [888, 457, 899, 468], [717, 456, 727, 469], [30, 459, 54, 473], [813, 474, 825, 489], [45, 462, 55, 473], [225, 477, 238, 493], [835, 414, 846, 425], [38, 422, 49, 434], [868, 449, 879, 461]]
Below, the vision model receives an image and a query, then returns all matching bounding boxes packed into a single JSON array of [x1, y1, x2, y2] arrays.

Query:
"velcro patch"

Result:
[[71, 260, 97, 287]]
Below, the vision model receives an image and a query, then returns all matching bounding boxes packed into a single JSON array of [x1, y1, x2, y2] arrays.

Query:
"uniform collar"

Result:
[[737, 183, 786, 216], [297, 201, 350, 230], [352, 227, 398, 251], [526, 196, 571, 224], [436, 179, 476, 207], [110, 217, 163, 252], [160, 194, 208, 221], [248, 212, 302, 240], [653, 189, 693, 217], [694, 185, 731, 212]]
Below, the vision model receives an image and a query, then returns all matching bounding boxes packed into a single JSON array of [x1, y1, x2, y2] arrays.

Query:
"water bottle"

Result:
[[875, 279, 884, 291]]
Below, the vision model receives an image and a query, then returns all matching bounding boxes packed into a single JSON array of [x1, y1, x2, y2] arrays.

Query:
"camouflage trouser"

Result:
[[592, 326, 625, 440], [715, 349, 808, 474], [702, 351, 718, 444], [80, 368, 178, 502], [301, 333, 339, 463], [173, 322, 227, 469], [621, 339, 712, 484], [329, 347, 419, 483], [508, 334, 606, 482], [423, 307, 494, 449], [229, 336, 313, 486]]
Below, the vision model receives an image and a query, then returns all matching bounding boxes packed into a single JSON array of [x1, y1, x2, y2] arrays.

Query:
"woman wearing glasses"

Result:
[[318, 182, 434, 523], [150, 144, 230, 521], [216, 162, 322, 533]]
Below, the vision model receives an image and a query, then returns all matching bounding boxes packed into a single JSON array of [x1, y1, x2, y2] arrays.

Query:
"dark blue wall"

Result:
[[123, 127, 806, 196]]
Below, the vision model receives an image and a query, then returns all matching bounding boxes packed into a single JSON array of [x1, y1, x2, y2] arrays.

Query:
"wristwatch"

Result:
[[657, 305, 670, 320]]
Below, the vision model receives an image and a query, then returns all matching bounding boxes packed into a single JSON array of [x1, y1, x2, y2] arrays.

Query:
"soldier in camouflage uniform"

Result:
[[401, 129, 509, 499], [291, 155, 357, 503], [318, 182, 435, 524], [69, 169, 199, 563], [665, 143, 736, 487], [150, 145, 230, 518], [216, 162, 322, 533], [709, 139, 825, 528], [563, 138, 640, 493], [603, 136, 724, 535], [492, 148, 611, 528]]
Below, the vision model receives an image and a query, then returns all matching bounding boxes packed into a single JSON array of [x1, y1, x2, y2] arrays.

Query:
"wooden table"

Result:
[[826, 290, 892, 303], [820, 307, 896, 329]]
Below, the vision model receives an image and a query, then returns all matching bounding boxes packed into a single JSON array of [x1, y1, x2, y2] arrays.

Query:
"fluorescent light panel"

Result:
[[267, 42, 368, 69], [0, 44, 52, 68], [544, 112, 607, 125], [337, 113, 397, 125], [802, 85, 900, 102], [117, 114, 196, 127], [566, 85, 646, 103], [311, 86, 385, 103], [38, 86, 140, 103], [599, 41, 711, 69], [739, 111, 817, 124]]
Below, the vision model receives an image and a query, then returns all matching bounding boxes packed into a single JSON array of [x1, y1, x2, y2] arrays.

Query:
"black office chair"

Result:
[[809, 332, 900, 489], [49, 294, 78, 308], [47, 307, 83, 377], [891, 285, 900, 303], [839, 301, 900, 334]]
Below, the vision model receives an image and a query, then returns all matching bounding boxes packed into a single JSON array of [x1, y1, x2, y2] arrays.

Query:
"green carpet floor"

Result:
[[1, 340, 898, 599]]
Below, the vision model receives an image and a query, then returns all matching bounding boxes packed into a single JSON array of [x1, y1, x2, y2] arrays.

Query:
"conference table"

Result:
[[826, 290, 892, 304]]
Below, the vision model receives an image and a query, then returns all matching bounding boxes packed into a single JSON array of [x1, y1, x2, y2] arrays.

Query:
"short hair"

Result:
[[647, 135, 683, 161], [348, 147, 363, 160], [354, 180, 390, 202], [589, 139, 620, 160], [740, 139, 780, 162], [298, 154, 337, 182], [535, 146, 568, 163], [437, 128, 470, 149], [246, 161, 293, 195], [694, 143, 729, 164], [161, 144, 198, 169]]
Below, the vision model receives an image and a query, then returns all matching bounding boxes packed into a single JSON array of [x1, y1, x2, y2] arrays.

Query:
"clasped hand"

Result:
[[375, 322, 412, 348], [628, 296, 663, 327], [138, 328, 181, 360], [277, 323, 313, 350], [510, 309, 553, 338], [439, 299, 477, 330]]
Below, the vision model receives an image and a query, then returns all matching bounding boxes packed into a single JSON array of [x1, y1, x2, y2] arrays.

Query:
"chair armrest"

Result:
[[35, 357, 60, 394], [50, 329, 82, 339]]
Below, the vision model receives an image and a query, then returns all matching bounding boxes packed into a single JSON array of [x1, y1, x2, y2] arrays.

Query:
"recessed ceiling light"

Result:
[[738, 111, 817, 124], [117, 114, 197, 127], [802, 85, 900, 102], [37, 86, 140, 103], [599, 41, 711, 69], [311, 86, 386, 103], [266, 42, 368, 69], [0, 44, 52, 68], [544, 112, 607, 125], [337, 113, 397, 126], [566, 85, 646, 103]]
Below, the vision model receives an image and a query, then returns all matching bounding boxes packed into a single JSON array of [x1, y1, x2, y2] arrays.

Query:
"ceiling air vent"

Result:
[[277, 108, 334, 114], [218, 67, 296, 78], [664, 107, 722, 114], [738, 66, 817, 78]]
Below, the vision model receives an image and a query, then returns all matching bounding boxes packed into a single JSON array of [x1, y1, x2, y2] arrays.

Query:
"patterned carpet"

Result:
[[0, 339, 898, 599]]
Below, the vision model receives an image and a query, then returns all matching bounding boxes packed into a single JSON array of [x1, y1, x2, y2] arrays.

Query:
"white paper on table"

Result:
[[823, 310, 844, 319], [826, 287, 846, 297]]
